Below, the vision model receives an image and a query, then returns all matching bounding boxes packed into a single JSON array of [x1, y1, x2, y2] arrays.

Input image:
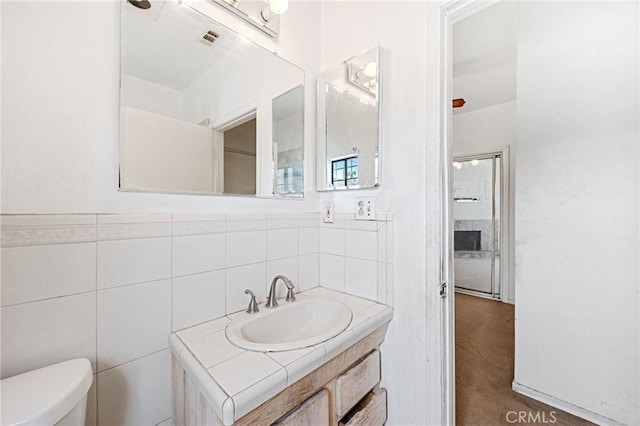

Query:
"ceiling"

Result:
[[452, 2, 518, 115], [121, 1, 231, 91]]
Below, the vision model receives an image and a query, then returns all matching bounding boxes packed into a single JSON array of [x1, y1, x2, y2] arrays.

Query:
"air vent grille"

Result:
[[201, 30, 219, 46]]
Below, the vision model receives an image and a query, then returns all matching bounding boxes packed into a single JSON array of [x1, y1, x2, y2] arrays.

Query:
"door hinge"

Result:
[[440, 282, 448, 298]]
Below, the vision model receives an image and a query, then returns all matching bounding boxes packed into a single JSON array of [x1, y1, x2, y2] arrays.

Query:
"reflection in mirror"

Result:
[[273, 85, 304, 197], [317, 46, 381, 191], [119, 1, 304, 197]]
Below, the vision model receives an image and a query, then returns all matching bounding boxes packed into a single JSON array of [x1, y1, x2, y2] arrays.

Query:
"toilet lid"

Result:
[[1, 358, 93, 426]]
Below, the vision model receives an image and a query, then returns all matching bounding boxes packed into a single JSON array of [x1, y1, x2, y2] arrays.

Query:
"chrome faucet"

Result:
[[244, 289, 259, 314], [265, 275, 296, 308]]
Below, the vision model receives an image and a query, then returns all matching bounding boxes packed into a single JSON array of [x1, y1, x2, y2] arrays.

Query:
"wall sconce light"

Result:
[[347, 61, 378, 96], [211, 0, 288, 38], [261, 0, 289, 22]]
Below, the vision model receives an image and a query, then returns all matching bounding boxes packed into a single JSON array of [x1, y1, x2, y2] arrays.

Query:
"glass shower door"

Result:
[[452, 156, 500, 297]]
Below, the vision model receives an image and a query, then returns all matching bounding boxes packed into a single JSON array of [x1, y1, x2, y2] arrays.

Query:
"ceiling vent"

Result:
[[200, 30, 219, 46]]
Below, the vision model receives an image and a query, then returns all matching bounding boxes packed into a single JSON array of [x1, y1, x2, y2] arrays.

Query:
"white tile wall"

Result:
[[267, 228, 298, 260], [319, 214, 394, 304], [319, 227, 345, 256], [226, 262, 267, 314], [298, 253, 320, 292], [97, 237, 171, 289], [97, 280, 172, 371], [172, 270, 225, 331], [319, 254, 345, 292], [0, 211, 391, 425], [0, 292, 96, 378], [1, 242, 96, 306], [345, 258, 379, 301], [97, 350, 171, 426], [226, 231, 267, 267], [172, 233, 225, 277]]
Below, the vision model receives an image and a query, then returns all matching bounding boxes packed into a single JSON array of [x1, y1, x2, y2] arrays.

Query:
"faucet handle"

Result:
[[285, 285, 296, 303], [244, 289, 259, 314]]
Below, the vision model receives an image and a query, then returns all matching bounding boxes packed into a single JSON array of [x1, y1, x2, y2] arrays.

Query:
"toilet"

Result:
[[1, 358, 93, 426]]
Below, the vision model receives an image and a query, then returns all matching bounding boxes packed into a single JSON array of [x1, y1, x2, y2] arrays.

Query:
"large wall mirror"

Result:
[[317, 46, 381, 191], [119, 0, 304, 198]]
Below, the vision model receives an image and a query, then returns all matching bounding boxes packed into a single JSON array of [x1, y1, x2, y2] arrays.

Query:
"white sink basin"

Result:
[[226, 297, 353, 352]]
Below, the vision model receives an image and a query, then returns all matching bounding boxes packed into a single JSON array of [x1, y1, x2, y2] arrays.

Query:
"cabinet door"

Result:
[[335, 350, 380, 417], [275, 389, 330, 426]]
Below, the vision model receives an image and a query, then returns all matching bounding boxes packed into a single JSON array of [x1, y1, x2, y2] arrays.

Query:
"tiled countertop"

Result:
[[168, 287, 394, 425]]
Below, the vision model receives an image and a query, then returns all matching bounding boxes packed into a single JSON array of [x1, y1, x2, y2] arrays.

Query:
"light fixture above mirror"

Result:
[[317, 46, 382, 191], [210, 0, 288, 38]]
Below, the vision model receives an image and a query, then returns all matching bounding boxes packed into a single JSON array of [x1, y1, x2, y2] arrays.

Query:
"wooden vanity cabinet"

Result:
[[173, 324, 389, 426], [235, 325, 388, 426]]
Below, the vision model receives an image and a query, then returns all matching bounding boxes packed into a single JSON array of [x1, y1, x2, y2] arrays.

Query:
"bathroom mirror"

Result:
[[119, 0, 304, 197], [317, 46, 381, 191], [273, 85, 304, 196]]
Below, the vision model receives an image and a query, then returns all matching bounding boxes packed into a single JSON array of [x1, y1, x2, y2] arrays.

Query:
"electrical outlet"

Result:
[[323, 202, 335, 223], [355, 198, 376, 221]]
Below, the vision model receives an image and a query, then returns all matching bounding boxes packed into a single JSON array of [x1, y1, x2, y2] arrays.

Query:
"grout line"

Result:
[[0, 287, 98, 309], [95, 347, 169, 375], [96, 277, 172, 294]]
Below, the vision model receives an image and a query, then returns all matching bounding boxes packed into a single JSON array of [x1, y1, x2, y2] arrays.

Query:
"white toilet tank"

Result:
[[1, 358, 93, 426]]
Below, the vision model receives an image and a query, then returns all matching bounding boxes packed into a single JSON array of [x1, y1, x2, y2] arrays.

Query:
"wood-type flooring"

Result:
[[455, 293, 593, 426]]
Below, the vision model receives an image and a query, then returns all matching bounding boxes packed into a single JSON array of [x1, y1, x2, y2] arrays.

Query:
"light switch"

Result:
[[324, 202, 335, 223], [355, 198, 376, 221]]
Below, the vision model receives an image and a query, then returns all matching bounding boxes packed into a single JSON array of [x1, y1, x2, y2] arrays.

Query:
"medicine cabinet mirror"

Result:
[[119, 0, 304, 198], [317, 46, 381, 191]]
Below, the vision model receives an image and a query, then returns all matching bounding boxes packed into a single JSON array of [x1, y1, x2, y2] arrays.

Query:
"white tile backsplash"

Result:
[[97, 280, 171, 371], [345, 258, 379, 301], [298, 253, 320, 292], [226, 262, 267, 314], [0, 211, 391, 426], [266, 228, 298, 260], [320, 228, 344, 256], [319, 254, 345, 292], [345, 229, 377, 261], [0, 292, 96, 378], [172, 270, 225, 331], [299, 227, 319, 255], [172, 233, 225, 277], [97, 237, 171, 289], [226, 231, 266, 268], [97, 350, 171, 426], [1, 242, 96, 306]]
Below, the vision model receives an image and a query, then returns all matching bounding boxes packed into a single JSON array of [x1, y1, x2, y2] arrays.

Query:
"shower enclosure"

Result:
[[452, 154, 501, 298]]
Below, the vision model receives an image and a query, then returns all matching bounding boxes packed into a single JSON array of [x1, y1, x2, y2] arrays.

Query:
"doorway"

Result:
[[453, 153, 502, 299]]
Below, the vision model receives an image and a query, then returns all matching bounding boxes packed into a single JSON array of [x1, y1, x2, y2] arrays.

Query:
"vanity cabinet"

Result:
[[173, 325, 389, 426]]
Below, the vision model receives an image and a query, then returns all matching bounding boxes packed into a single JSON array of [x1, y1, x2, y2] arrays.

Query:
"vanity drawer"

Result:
[[335, 350, 380, 417], [274, 389, 329, 426], [340, 388, 387, 426]]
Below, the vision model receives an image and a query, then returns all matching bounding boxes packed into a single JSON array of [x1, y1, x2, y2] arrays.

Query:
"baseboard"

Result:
[[454, 288, 498, 301], [511, 381, 623, 426]]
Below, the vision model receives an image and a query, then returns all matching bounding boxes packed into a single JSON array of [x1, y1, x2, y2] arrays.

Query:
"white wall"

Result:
[[513, 2, 639, 424], [318, 2, 443, 424], [120, 107, 214, 193], [121, 75, 184, 120]]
